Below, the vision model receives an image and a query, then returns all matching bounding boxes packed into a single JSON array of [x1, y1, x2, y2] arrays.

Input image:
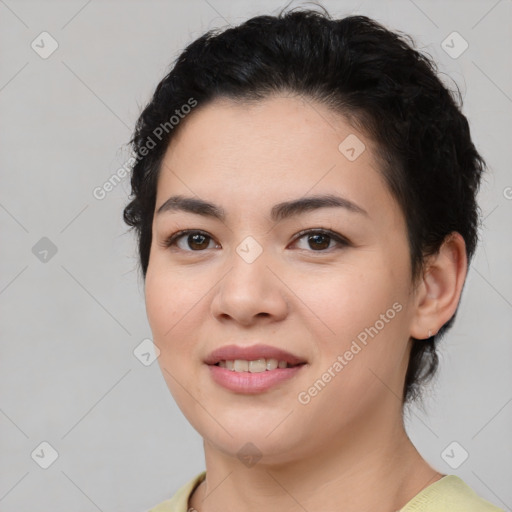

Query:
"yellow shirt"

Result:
[[147, 471, 504, 511]]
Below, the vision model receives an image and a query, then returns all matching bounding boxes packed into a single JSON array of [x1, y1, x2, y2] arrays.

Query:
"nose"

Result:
[[210, 242, 289, 327]]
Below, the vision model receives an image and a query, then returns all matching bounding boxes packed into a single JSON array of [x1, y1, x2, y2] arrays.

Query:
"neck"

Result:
[[190, 408, 441, 512]]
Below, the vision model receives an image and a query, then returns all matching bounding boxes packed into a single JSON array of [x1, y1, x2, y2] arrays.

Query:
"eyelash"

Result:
[[161, 228, 351, 253]]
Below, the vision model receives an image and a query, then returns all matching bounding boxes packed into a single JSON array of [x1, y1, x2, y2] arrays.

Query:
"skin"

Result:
[[144, 94, 467, 512]]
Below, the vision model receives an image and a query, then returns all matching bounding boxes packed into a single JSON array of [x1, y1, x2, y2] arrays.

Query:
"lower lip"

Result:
[[207, 364, 305, 393]]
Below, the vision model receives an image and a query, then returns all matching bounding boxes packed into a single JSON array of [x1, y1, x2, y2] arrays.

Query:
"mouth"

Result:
[[204, 344, 307, 393], [214, 358, 304, 372], [204, 343, 307, 368]]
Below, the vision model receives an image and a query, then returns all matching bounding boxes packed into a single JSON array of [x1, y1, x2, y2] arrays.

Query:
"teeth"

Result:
[[217, 358, 294, 372], [234, 360, 249, 372], [266, 358, 278, 370], [249, 359, 266, 373]]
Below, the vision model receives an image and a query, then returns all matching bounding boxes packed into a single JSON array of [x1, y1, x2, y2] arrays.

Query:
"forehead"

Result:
[[155, 95, 396, 224]]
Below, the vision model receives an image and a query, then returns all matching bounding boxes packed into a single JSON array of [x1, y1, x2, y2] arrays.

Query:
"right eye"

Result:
[[161, 230, 220, 252]]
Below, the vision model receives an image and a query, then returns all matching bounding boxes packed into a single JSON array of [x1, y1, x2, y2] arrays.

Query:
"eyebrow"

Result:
[[156, 193, 368, 222]]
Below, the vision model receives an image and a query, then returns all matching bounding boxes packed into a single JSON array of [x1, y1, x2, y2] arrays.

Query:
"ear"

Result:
[[410, 232, 468, 340]]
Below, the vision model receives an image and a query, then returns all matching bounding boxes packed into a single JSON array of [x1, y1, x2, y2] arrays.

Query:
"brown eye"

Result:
[[306, 232, 331, 250], [186, 232, 211, 250], [163, 230, 217, 251], [291, 229, 350, 252]]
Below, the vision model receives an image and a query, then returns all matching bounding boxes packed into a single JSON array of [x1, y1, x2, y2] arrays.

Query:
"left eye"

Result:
[[162, 228, 349, 252], [162, 230, 218, 251], [291, 229, 349, 251]]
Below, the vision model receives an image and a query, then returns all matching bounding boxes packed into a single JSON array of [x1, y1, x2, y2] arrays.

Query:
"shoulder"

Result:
[[145, 471, 206, 512], [400, 475, 504, 512]]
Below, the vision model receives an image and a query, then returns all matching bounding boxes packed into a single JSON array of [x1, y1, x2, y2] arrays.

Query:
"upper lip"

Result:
[[204, 344, 306, 366]]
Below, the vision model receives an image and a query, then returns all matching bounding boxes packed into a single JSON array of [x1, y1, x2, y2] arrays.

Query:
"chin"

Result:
[[203, 430, 306, 467]]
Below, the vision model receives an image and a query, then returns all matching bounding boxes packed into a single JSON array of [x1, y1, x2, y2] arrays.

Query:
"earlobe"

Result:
[[410, 232, 468, 340]]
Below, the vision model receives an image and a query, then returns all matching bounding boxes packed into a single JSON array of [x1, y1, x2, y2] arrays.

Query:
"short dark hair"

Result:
[[123, 6, 486, 403]]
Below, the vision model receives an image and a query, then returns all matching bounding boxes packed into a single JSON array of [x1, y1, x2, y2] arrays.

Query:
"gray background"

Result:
[[0, 0, 511, 510]]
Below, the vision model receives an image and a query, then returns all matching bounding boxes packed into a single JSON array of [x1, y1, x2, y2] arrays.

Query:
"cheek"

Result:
[[145, 269, 172, 338], [145, 264, 202, 409], [307, 261, 409, 387], [307, 263, 399, 337], [144, 260, 195, 353]]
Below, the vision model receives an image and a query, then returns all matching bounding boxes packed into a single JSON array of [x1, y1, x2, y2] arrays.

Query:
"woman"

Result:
[[123, 6, 502, 512]]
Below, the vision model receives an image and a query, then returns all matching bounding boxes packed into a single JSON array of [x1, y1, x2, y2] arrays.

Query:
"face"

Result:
[[145, 94, 419, 465]]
